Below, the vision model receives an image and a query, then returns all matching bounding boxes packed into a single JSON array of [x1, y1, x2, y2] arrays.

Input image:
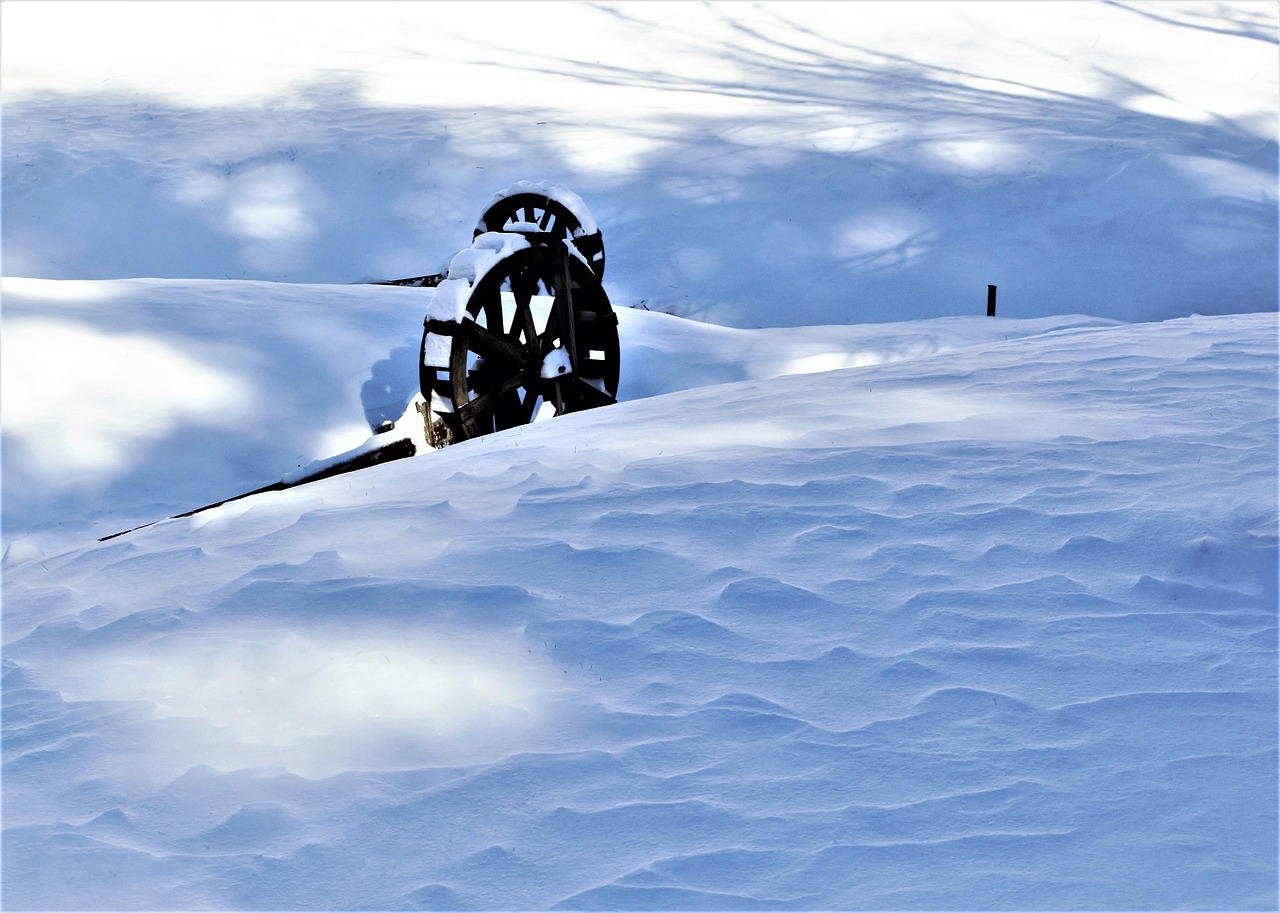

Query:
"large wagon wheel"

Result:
[[420, 243, 619, 442], [476, 184, 606, 279]]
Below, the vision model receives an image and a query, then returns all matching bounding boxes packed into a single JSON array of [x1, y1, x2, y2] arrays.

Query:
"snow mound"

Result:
[[0, 277, 1121, 556], [3, 308, 1276, 909]]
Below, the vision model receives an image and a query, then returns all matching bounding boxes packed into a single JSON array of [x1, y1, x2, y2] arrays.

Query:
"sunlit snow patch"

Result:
[[1, 317, 254, 480], [834, 209, 934, 271], [45, 628, 555, 776]]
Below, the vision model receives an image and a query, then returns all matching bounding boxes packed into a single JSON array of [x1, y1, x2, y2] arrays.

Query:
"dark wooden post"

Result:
[[987, 284, 997, 317]]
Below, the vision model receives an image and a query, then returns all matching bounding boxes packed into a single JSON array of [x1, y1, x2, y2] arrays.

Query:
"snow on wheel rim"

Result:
[[474, 181, 606, 279]]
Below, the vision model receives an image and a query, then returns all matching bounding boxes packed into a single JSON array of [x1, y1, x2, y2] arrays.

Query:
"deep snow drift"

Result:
[[3, 296, 1277, 909], [1, 275, 1124, 559]]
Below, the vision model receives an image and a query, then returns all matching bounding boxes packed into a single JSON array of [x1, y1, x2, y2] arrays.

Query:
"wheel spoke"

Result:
[[566, 375, 617, 410], [434, 222, 617, 442], [466, 318, 529, 368], [510, 281, 537, 342], [492, 387, 526, 431], [457, 371, 528, 428], [475, 282, 504, 332], [546, 287, 569, 344], [517, 385, 540, 425]]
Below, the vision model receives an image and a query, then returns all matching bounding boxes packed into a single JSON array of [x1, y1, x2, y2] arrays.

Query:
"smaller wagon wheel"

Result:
[[420, 243, 619, 442], [475, 186, 606, 279]]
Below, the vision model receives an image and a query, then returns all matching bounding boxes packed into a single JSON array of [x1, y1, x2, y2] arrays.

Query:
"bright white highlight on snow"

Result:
[[311, 422, 378, 462], [1163, 153, 1279, 203], [221, 163, 321, 272], [71, 632, 545, 744], [835, 210, 934, 269], [0, 277, 117, 303], [1, 317, 253, 479], [780, 350, 886, 376], [924, 138, 1028, 173], [225, 164, 317, 243]]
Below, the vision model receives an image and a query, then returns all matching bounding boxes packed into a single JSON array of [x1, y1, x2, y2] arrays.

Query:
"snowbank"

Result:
[[3, 304, 1276, 909], [2, 276, 1120, 557]]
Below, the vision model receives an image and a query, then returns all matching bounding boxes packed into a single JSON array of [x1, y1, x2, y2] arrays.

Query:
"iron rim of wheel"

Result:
[[420, 244, 619, 442], [474, 190, 606, 279]]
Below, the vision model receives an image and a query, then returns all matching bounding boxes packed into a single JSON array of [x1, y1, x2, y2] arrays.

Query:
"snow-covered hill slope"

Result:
[[1, 276, 1120, 558], [3, 304, 1275, 909]]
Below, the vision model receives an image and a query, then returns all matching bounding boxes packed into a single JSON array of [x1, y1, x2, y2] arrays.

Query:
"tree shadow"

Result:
[[1103, 0, 1278, 44], [3, 4, 1273, 329]]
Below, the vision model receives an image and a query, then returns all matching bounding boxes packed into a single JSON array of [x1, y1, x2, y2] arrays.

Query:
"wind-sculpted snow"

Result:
[[3, 311, 1276, 909], [0, 275, 1119, 557]]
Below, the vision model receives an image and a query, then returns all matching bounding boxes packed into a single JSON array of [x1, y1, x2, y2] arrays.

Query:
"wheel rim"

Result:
[[422, 245, 619, 441], [475, 191, 606, 279]]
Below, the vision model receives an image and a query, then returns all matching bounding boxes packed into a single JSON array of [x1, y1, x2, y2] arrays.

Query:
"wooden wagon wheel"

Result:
[[420, 243, 619, 442], [475, 184, 606, 279]]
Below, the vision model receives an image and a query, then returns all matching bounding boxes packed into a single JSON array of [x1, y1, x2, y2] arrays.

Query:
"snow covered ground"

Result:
[[2, 1, 1278, 910], [3, 303, 1277, 909]]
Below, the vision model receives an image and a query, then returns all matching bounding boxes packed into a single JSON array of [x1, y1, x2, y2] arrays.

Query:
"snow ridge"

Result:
[[3, 310, 1275, 910]]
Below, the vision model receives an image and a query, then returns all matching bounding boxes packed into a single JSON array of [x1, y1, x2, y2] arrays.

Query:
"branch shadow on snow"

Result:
[[3, 5, 1275, 327], [1103, 0, 1278, 44]]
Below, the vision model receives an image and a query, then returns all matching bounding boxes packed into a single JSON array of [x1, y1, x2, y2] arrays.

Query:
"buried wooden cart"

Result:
[[402, 181, 620, 447], [102, 182, 620, 540]]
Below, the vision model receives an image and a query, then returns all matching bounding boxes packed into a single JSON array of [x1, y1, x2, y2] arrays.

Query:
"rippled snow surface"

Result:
[[3, 308, 1275, 909]]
